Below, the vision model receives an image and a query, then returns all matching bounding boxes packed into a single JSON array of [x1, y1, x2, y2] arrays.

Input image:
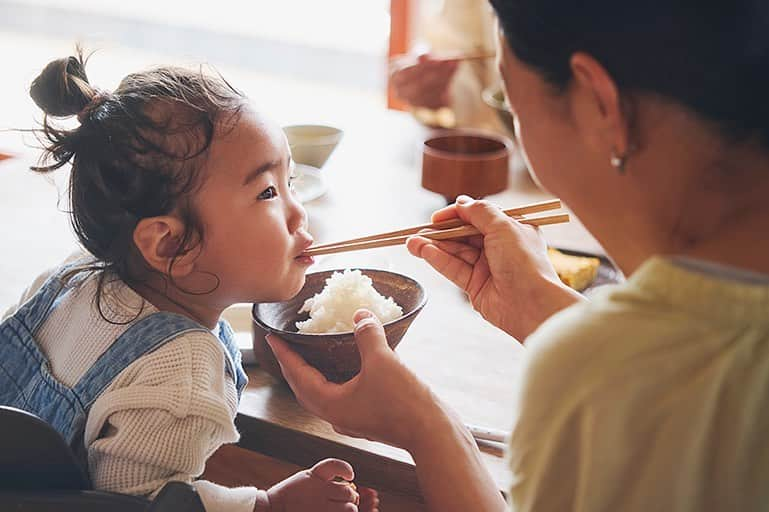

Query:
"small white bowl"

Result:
[[292, 163, 327, 203], [283, 124, 343, 168]]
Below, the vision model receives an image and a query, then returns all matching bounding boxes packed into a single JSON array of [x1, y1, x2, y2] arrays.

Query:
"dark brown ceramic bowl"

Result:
[[252, 269, 427, 384], [422, 129, 511, 204]]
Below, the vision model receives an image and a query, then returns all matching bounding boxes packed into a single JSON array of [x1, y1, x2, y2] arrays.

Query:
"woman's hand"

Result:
[[407, 196, 584, 342], [266, 310, 445, 451], [390, 54, 459, 110], [267, 310, 507, 512]]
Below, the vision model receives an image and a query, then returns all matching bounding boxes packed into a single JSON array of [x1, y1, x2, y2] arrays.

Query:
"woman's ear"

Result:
[[133, 216, 198, 278], [568, 52, 631, 157]]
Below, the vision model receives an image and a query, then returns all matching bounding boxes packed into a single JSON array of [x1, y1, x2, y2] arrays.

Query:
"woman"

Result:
[[269, 1, 769, 510]]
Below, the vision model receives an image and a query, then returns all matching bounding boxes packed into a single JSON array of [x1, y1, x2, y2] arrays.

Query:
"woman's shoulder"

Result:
[[529, 283, 653, 345], [520, 280, 684, 396]]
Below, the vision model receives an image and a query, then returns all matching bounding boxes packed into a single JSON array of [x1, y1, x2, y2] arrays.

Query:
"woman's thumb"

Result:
[[353, 309, 389, 363]]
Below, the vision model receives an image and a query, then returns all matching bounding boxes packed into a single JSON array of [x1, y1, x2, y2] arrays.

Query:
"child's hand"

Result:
[[265, 458, 379, 512]]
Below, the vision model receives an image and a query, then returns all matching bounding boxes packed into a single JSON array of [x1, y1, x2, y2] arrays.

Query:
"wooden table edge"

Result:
[[235, 412, 426, 502]]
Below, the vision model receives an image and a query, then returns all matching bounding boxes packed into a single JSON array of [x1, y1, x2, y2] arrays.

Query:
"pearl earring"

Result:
[[610, 148, 629, 174]]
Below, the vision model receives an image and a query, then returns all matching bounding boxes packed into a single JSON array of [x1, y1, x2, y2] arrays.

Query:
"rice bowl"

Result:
[[296, 269, 403, 334]]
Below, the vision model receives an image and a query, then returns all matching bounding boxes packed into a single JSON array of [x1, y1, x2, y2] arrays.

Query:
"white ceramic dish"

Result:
[[284, 124, 343, 168], [292, 163, 327, 203]]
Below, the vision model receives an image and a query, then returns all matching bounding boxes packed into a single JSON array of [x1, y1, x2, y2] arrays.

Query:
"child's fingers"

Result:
[[311, 458, 355, 482], [333, 424, 362, 438], [327, 481, 360, 503], [358, 487, 380, 512], [325, 503, 358, 512]]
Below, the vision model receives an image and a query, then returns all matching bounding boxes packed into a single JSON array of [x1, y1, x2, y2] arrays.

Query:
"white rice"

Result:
[[296, 269, 403, 333]]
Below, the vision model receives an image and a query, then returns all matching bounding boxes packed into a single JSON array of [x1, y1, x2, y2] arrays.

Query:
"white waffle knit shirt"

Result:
[[2, 257, 263, 512]]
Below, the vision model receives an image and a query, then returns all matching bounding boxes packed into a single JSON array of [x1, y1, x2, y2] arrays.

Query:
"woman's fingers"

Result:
[[266, 335, 340, 411], [430, 239, 482, 265], [407, 236, 474, 291], [311, 458, 355, 482], [430, 202, 461, 223], [433, 196, 521, 239], [407, 234, 480, 262], [352, 310, 391, 364], [454, 198, 517, 237]]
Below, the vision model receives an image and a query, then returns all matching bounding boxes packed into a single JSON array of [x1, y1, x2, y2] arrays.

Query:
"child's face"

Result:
[[191, 107, 313, 305]]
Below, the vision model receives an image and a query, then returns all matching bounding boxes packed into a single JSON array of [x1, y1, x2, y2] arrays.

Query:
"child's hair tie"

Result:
[[77, 91, 111, 124]]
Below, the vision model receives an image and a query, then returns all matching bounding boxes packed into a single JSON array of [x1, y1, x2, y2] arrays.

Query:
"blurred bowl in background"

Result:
[[292, 163, 327, 203], [283, 124, 343, 168], [422, 129, 511, 204], [482, 86, 515, 135], [252, 268, 427, 384]]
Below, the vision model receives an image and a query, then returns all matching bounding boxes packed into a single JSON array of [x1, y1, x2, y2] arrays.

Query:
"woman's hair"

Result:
[[489, 0, 769, 148], [29, 48, 245, 312]]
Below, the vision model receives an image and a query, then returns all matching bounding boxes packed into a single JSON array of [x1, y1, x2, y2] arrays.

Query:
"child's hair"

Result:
[[29, 48, 245, 305]]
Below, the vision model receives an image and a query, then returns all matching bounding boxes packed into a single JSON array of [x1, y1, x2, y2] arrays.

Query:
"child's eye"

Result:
[[258, 186, 277, 200]]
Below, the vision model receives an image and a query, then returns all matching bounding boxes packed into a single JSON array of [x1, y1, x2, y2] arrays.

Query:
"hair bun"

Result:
[[30, 52, 95, 118]]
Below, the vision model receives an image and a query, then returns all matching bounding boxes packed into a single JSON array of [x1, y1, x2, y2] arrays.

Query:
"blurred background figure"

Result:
[[389, 0, 508, 134]]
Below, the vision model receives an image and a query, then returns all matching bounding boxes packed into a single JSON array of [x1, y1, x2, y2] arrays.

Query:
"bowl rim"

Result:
[[481, 85, 511, 112], [283, 124, 344, 145], [423, 128, 512, 162], [251, 268, 428, 341]]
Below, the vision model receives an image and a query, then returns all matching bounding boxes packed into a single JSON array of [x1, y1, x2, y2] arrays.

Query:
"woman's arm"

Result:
[[409, 402, 507, 512], [267, 311, 507, 512]]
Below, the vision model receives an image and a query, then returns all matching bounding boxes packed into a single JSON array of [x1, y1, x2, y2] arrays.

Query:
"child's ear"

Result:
[[133, 216, 198, 278]]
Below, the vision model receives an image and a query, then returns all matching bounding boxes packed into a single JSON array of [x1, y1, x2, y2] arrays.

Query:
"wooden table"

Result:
[[224, 110, 605, 507]]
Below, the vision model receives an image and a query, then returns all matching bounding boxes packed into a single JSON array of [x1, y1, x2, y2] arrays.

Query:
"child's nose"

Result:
[[287, 194, 307, 233]]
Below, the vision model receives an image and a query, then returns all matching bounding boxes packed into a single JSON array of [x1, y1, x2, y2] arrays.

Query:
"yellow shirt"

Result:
[[508, 257, 769, 511]]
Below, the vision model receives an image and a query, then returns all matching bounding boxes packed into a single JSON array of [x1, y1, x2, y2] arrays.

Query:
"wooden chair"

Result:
[[0, 406, 206, 511]]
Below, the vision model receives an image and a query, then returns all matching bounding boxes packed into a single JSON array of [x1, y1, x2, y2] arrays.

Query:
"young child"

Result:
[[0, 50, 378, 512]]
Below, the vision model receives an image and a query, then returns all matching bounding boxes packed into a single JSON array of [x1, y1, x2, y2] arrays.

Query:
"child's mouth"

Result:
[[294, 254, 315, 265]]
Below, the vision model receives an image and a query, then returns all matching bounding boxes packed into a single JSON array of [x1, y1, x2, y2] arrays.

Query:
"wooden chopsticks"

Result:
[[436, 51, 497, 62], [303, 199, 567, 257], [390, 51, 496, 63]]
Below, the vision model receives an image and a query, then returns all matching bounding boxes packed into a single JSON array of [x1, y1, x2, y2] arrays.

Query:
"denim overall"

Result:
[[0, 263, 248, 472]]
